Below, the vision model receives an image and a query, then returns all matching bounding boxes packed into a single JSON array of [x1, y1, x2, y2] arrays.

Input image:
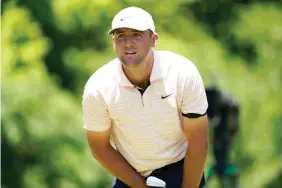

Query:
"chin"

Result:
[[122, 62, 142, 68], [121, 58, 144, 67]]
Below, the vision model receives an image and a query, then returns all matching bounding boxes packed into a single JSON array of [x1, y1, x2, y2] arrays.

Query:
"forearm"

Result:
[[182, 142, 208, 188], [91, 145, 147, 188]]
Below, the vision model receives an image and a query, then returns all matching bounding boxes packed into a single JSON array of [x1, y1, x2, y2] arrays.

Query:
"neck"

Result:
[[122, 50, 154, 89]]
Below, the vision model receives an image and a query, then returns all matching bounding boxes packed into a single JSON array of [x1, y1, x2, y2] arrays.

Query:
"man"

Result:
[[205, 86, 240, 180], [82, 6, 208, 188]]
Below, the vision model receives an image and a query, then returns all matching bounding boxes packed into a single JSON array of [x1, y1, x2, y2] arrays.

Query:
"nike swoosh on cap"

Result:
[[120, 16, 131, 21]]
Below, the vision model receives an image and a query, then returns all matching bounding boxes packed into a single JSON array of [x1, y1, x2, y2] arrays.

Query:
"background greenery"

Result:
[[2, 0, 282, 187]]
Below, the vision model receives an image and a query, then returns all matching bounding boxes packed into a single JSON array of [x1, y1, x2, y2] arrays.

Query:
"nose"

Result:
[[124, 36, 134, 47]]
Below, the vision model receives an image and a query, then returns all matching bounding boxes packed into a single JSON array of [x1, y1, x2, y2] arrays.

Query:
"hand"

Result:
[[133, 179, 149, 188], [136, 184, 149, 188]]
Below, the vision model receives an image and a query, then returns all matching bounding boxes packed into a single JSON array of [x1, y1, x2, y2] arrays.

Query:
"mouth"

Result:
[[124, 51, 137, 56]]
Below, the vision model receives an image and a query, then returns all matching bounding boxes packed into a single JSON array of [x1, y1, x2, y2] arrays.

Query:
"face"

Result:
[[112, 28, 158, 67]]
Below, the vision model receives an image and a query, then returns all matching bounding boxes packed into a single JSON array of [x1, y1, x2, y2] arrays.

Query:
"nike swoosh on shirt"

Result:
[[161, 94, 172, 99]]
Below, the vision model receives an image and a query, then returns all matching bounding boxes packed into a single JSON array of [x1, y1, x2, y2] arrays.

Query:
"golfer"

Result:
[[82, 6, 208, 188]]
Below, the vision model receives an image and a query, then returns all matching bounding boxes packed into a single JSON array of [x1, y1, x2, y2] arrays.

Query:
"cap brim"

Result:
[[108, 28, 117, 35], [108, 26, 150, 35]]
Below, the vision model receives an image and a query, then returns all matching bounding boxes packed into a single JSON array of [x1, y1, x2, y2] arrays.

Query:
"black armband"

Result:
[[182, 112, 207, 118]]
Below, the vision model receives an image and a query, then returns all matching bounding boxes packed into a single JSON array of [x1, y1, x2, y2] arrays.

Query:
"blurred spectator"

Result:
[[206, 83, 240, 179]]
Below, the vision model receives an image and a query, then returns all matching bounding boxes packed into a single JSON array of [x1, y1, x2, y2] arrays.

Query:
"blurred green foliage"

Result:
[[2, 0, 282, 187]]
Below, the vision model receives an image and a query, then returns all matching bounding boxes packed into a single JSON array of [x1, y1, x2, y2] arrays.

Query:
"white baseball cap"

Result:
[[108, 7, 155, 35]]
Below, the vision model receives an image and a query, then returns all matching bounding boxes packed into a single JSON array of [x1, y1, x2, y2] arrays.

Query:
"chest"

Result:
[[107, 82, 183, 139]]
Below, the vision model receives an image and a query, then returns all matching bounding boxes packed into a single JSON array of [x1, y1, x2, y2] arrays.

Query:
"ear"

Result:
[[151, 33, 158, 47], [112, 35, 116, 50], [112, 35, 115, 43]]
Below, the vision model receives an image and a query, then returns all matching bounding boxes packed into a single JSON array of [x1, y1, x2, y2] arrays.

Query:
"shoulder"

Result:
[[156, 50, 201, 81], [157, 50, 193, 65], [157, 50, 199, 73], [83, 58, 120, 96]]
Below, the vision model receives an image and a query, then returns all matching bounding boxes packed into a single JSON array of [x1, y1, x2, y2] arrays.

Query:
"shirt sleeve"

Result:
[[82, 82, 111, 131], [181, 64, 208, 117]]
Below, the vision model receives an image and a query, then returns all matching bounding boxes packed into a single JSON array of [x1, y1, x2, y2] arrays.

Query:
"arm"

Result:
[[178, 61, 209, 188], [86, 129, 148, 188], [82, 78, 147, 188], [181, 115, 209, 188]]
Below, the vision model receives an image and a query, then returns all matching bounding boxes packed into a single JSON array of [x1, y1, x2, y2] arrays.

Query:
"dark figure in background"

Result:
[[205, 86, 240, 180]]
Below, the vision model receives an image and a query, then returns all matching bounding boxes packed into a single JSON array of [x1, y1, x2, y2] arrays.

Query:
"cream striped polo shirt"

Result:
[[82, 50, 208, 176]]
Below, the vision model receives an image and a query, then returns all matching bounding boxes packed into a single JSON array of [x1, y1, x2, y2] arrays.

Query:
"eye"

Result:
[[133, 33, 142, 37], [116, 34, 125, 39]]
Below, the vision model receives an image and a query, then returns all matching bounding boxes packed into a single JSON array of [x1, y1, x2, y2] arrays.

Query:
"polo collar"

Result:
[[117, 50, 163, 87]]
